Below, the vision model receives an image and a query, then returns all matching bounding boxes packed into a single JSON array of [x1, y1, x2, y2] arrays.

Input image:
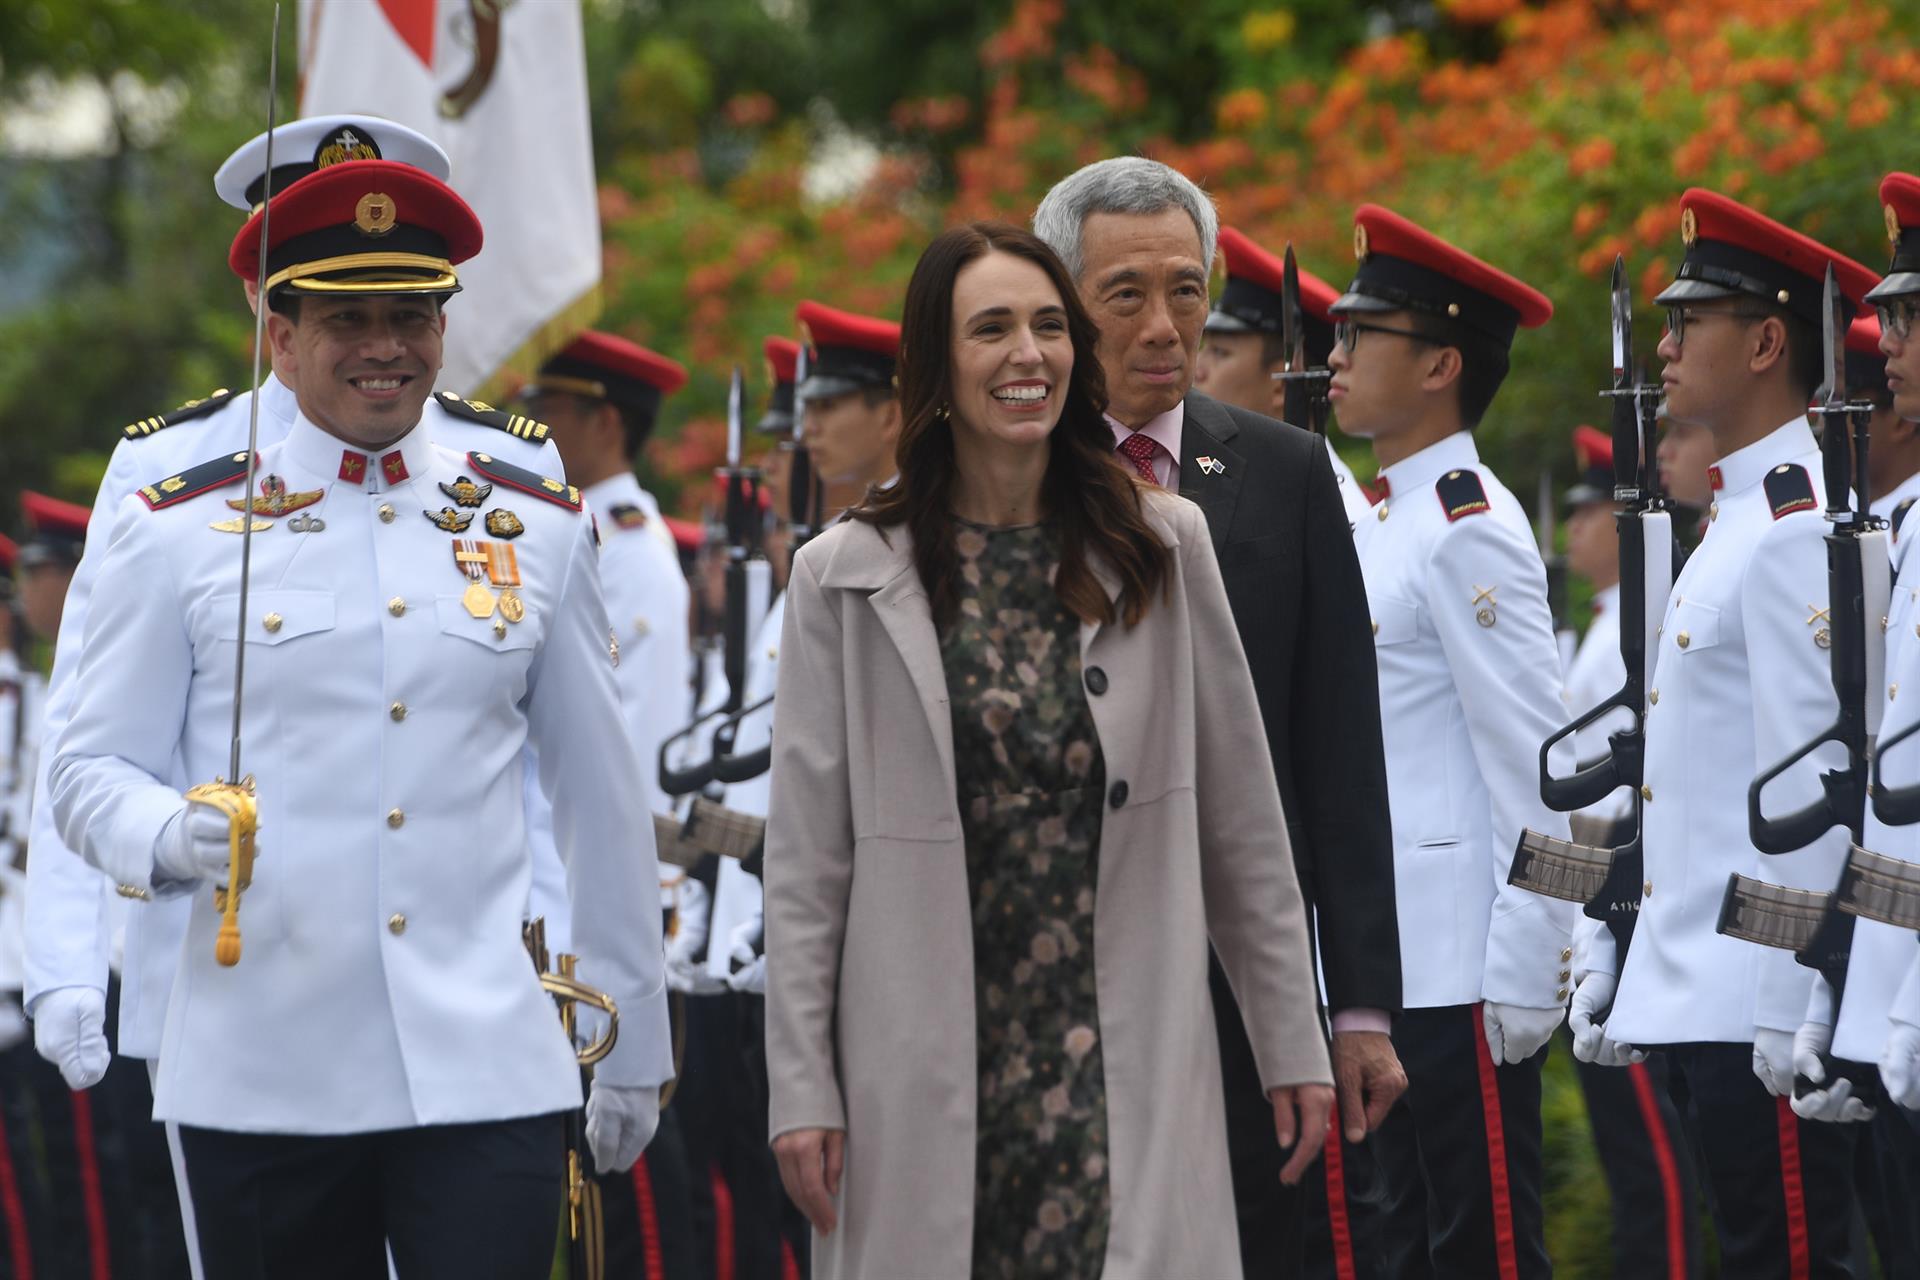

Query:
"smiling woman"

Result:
[[763, 221, 1335, 1279]]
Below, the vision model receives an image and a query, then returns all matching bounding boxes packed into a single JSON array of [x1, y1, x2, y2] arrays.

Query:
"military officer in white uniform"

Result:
[[1330, 203, 1574, 1280], [1195, 224, 1374, 528], [25, 116, 563, 1108], [1592, 188, 1880, 1276], [49, 159, 668, 1278]]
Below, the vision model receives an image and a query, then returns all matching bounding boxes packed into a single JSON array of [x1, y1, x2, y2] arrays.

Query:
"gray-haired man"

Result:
[[1035, 158, 1404, 1277]]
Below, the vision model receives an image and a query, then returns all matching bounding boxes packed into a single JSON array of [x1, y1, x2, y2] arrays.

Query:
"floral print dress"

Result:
[[938, 518, 1111, 1278]]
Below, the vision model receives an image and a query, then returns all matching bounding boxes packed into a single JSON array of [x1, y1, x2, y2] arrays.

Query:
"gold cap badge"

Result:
[[1680, 206, 1698, 246], [1353, 222, 1370, 261], [1889, 203, 1903, 244], [355, 192, 397, 237]]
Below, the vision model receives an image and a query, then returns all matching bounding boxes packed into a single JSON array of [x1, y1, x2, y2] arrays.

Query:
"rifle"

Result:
[[1718, 264, 1889, 1097], [657, 367, 768, 797], [1274, 243, 1331, 435], [1509, 257, 1673, 966], [522, 918, 619, 1280]]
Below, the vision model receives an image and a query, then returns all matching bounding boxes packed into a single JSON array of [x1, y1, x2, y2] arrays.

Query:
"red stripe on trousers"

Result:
[[0, 1101, 33, 1280], [1624, 1062, 1687, 1280], [68, 1090, 112, 1280], [1321, 1119, 1356, 1280], [1470, 1003, 1521, 1280], [709, 1163, 735, 1280], [630, 1158, 665, 1280], [1774, 1096, 1811, 1280], [780, 1237, 800, 1280]]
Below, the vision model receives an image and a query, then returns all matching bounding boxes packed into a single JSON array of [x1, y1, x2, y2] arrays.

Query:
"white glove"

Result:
[[725, 914, 765, 994], [32, 986, 110, 1089], [0, 999, 26, 1054], [585, 1082, 660, 1173], [1482, 1001, 1563, 1065], [153, 800, 245, 886], [664, 880, 727, 996], [1567, 973, 1644, 1067], [1882, 1021, 1920, 1111], [1752, 1027, 1798, 1097], [1791, 1016, 1875, 1123]]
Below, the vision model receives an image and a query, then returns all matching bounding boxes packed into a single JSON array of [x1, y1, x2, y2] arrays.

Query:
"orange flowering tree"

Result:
[[593, 0, 1920, 523]]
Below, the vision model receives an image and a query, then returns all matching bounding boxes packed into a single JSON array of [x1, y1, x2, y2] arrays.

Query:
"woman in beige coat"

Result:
[[764, 222, 1333, 1280]]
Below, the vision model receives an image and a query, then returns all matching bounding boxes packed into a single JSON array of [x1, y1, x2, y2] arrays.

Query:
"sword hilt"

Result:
[[544, 954, 620, 1067], [185, 778, 257, 967]]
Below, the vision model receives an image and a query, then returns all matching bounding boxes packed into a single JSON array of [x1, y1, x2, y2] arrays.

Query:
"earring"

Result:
[[934, 403, 951, 421]]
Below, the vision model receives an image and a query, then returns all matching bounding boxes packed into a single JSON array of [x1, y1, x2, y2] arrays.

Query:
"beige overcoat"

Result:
[[763, 490, 1332, 1280]]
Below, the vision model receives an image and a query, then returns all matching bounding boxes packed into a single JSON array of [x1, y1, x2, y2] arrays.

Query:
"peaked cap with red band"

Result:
[[760, 335, 801, 435], [1208, 226, 1339, 365], [1869, 173, 1920, 303], [1564, 425, 1616, 508], [796, 300, 899, 400], [1332, 204, 1553, 348], [19, 491, 89, 567], [526, 330, 687, 425], [1653, 188, 1879, 327], [229, 160, 483, 299]]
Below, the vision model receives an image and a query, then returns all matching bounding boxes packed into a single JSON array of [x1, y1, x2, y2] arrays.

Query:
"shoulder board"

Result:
[[1893, 497, 1915, 539], [435, 391, 551, 443], [606, 503, 648, 531], [122, 388, 236, 441], [1764, 463, 1818, 521], [1435, 469, 1490, 523], [137, 451, 253, 510], [466, 451, 581, 512]]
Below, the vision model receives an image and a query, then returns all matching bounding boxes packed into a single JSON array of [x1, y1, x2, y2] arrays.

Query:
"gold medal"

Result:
[[463, 579, 498, 619], [484, 542, 529, 623], [499, 590, 526, 624]]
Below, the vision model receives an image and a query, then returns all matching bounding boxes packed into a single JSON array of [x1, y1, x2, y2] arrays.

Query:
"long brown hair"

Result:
[[850, 222, 1171, 630]]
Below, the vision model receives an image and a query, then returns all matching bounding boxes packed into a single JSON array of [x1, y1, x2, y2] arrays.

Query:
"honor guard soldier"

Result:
[[1197, 225, 1373, 527], [521, 331, 692, 821], [795, 300, 903, 493], [1589, 189, 1880, 1277], [1329, 203, 1574, 1280], [518, 331, 700, 1280], [47, 158, 670, 1278], [1556, 429, 1706, 1280], [1851, 309, 1920, 574], [24, 114, 561, 1116]]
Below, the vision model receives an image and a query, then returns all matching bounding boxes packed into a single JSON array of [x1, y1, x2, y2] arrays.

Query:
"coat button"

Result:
[[1676, 631, 1690, 648], [1108, 781, 1129, 809], [493, 619, 508, 639], [1640, 785, 1653, 801], [1644, 880, 1654, 897], [1649, 689, 1659, 705], [1559, 969, 1572, 982], [1372, 620, 1380, 636], [388, 597, 407, 617], [262, 613, 283, 634], [389, 702, 407, 722], [1085, 667, 1108, 696], [378, 504, 396, 524], [1376, 505, 1388, 521], [387, 808, 405, 829], [388, 913, 407, 935], [1560, 947, 1573, 961], [1556, 987, 1569, 1001]]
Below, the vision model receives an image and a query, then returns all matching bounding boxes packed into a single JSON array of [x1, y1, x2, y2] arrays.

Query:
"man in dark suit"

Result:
[[1035, 158, 1405, 1278]]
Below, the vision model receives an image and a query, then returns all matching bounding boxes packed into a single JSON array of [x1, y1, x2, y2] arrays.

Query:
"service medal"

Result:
[[452, 540, 497, 618], [464, 580, 499, 619], [483, 541, 528, 624], [499, 591, 526, 624]]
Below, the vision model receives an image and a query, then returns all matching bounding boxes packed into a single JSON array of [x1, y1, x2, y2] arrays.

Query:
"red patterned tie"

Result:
[[1118, 431, 1161, 485]]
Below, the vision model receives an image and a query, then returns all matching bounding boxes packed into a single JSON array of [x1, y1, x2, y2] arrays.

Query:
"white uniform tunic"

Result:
[[1608, 418, 1844, 1047], [1873, 468, 1920, 580], [1327, 437, 1374, 530], [51, 412, 669, 1133], [1563, 582, 1633, 829], [1352, 430, 1577, 1010], [23, 377, 564, 1058]]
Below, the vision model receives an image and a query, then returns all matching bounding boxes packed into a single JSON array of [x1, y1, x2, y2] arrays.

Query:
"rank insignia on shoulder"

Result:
[[439, 475, 493, 508], [123, 388, 236, 441], [466, 452, 582, 512], [1764, 464, 1818, 520], [425, 506, 476, 533], [435, 391, 552, 443], [139, 451, 252, 510], [485, 509, 524, 539], [1894, 497, 1916, 539], [607, 503, 648, 530], [1436, 469, 1490, 522]]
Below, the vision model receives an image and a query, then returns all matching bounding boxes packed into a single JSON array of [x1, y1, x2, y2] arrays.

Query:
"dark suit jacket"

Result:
[[1179, 390, 1401, 1015]]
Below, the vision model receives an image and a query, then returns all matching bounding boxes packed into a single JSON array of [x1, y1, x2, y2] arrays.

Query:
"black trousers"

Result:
[[1572, 1048, 1702, 1279], [179, 1112, 565, 1280], [1297, 1122, 1391, 1280], [597, 1103, 699, 1280], [1856, 1105, 1920, 1279], [1662, 1041, 1857, 1279], [1374, 1003, 1550, 1280]]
